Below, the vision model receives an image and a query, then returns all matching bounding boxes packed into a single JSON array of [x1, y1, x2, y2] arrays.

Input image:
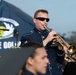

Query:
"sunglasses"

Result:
[[35, 17, 50, 22]]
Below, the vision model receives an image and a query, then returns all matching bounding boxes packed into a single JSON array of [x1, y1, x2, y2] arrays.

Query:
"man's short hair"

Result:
[[34, 9, 48, 18]]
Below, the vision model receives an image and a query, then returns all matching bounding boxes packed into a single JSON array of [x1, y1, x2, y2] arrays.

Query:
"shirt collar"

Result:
[[34, 27, 47, 34], [23, 69, 34, 75]]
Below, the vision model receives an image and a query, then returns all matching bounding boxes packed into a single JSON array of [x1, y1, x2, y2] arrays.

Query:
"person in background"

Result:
[[18, 42, 49, 75], [20, 9, 68, 75]]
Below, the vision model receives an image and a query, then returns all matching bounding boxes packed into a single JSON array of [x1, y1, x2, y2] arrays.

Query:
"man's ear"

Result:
[[33, 18, 36, 24]]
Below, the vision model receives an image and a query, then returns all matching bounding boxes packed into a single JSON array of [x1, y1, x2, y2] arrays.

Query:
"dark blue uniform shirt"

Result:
[[23, 69, 34, 75], [20, 27, 65, 75]]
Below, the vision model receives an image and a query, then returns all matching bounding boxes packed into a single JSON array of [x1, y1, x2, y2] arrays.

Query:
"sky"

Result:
[[4, 0, 76, 35]]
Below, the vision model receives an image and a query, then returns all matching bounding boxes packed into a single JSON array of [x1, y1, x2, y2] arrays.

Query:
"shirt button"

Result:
[[50, 67, 52, 69]]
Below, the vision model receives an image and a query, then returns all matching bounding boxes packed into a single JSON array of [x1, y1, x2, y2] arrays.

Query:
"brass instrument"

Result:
[[45, 26, 76, 63]]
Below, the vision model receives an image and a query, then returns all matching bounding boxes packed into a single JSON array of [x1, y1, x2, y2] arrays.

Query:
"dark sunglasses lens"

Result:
[[37, 18, 45, 21], [46, 18, 49, 22], [36, 18, 49, 22]]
